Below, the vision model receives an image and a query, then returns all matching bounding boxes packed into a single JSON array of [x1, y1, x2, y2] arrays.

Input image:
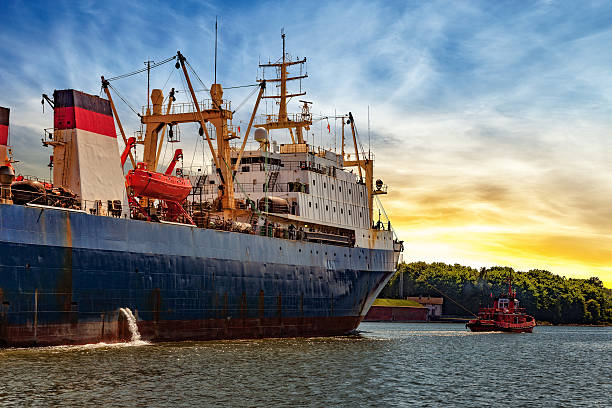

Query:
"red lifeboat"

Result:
[[126, 162, 192, 202]]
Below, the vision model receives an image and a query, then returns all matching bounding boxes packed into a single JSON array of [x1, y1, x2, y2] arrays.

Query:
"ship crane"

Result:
[[343, 112, 387, 224], [100, 47, 271, 222]]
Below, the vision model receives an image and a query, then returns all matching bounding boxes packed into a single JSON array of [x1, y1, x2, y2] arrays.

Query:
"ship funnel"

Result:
[[0, 107, 14, 204], [0, 107, 8, 147], [51, 90, 127, 214]]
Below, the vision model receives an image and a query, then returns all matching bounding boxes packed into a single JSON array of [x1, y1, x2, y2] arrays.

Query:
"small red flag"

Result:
[[238, 126, 241, 133], [327, 123, 330, 133]]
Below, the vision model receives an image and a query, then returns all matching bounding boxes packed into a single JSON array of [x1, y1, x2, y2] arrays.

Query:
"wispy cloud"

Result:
[[1, 0, 611, 285]]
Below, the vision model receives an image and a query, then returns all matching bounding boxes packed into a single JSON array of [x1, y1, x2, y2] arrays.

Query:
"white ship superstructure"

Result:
[[194, 143, 393, 250]]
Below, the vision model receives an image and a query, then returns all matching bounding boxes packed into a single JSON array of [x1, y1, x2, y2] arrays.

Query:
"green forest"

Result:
[[380, 262, 611, 325]]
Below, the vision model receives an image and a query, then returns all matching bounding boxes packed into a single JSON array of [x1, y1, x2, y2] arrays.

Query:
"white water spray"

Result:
[[119, 307, 142, 342]]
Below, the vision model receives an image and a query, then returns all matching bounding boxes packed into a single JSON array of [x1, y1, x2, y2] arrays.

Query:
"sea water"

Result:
[[0, 323, 609, 407]]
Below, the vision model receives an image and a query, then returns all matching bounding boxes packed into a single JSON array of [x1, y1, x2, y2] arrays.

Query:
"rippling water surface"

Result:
[[1, 323, 610, 407]]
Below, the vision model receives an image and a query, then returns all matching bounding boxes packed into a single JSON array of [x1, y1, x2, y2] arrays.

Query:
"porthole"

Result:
[[313, 180, 316, 185], [340, 208, 343, 214], [315, 203, 318, 209], [324, 182, 327, 188], [339, 186, 342, 192], [349, 189, 352, 194], [332, 185, 334, 190], [326, 205, 329, 211], [333, 207, 336, 212], [309, 202, 312, 208], [348, 210, 351, 215]]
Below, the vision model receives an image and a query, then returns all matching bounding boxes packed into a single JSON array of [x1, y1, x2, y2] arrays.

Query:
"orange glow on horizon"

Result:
[[378, 154, 612, 289]]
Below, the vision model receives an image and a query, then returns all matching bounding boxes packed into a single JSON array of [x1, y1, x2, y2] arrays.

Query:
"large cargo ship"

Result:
[[0, 35, 402, 347]]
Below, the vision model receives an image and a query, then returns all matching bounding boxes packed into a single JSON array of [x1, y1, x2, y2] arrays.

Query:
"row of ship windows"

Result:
[[307, 201, 363, 218], [311, 178, 364, 197]]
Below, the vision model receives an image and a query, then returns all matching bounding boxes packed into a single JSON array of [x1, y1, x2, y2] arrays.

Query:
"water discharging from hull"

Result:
[[119, 308, 142, 342]]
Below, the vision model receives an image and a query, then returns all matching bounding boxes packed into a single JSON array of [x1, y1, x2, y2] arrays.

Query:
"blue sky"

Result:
[[1, 0, 612, 284]]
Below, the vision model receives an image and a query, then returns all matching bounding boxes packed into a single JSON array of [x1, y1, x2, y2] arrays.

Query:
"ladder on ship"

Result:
[[266, 170, 279, 192]]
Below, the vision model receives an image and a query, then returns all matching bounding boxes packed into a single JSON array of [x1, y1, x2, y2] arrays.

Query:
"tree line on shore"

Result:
[[380, 262, 611, 325]]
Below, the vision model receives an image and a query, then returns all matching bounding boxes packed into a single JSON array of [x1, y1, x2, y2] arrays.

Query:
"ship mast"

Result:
[[256, 31, 311, 144]]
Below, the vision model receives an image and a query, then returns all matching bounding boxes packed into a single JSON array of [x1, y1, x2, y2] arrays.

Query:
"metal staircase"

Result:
[[266, 170, 279, 192]]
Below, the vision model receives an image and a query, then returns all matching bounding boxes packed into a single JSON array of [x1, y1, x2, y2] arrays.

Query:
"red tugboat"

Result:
[[466, 279, 536, 333]]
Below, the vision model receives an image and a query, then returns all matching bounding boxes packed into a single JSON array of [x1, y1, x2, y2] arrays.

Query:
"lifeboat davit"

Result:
[[126, 162, 192, 202]]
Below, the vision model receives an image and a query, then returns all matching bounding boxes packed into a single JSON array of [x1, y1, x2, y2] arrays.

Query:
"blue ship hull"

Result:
[[0, 204, 395, 346]]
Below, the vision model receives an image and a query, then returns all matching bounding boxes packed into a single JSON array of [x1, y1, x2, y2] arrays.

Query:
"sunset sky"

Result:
[[1, 1, 611, 287]]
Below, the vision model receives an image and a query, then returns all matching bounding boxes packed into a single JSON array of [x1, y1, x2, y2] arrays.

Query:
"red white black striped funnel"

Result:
[[0, 107, 9, 146], [53, 89, 115, 137]]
